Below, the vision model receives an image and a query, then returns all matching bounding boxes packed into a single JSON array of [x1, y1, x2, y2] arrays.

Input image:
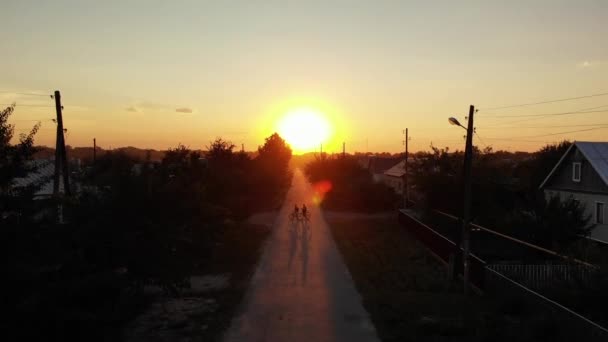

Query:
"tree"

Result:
[[250, 133, 292, 207], [206, 138, 235, 165], [304, 155, 397, 212], [510, 195, 593, 251], [257, 133, 292, 172], [516, 140, 571, 201], [0, 104, 40, 216]]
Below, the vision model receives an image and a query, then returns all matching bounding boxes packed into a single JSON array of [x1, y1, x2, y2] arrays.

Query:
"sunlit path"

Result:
[[223, 169, 379, 342]]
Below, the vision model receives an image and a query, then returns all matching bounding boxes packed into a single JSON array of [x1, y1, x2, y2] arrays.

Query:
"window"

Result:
[[597, 202, 605, 225], [572, 162, 581, 182]]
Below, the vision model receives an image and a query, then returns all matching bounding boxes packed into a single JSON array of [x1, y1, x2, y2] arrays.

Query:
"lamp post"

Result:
[[448, 105, 475, 295]]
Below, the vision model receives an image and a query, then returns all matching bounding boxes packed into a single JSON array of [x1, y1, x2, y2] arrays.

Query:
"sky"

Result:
[[2, 0, 608, 154]]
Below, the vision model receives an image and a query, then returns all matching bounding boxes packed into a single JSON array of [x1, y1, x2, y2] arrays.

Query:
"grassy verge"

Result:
[[124, 221, 272, 342], [327, 214, 556, 342], [197, 221, 273, 341]]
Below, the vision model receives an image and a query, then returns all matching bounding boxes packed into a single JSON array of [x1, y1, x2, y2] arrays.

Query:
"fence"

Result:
[[487, 263, 597, 290], [485, 267, 608, 341], [431, 208, 597, 267], [398, 209, 486, 289], [398, 207, 608, 340]]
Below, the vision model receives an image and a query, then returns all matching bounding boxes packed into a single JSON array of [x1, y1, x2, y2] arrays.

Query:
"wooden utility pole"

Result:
[[342, 142, 345, 157], [241, 143, 244, 153], [461, 105, 475, 295], [93, 138, 97, 163], [403, 128, 409, 208], [53, 90, 71, 196]]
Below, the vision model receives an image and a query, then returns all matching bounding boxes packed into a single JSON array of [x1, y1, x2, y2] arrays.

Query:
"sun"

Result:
[[277, 108, 332, 153]]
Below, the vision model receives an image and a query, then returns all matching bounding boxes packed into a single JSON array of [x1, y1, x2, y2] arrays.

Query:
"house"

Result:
[[539, 141, 608, 243], [360, 156, 401, 182], [383, 160, 405, 194], [12, 159, 59, 199], [8, 158, 82, 223]]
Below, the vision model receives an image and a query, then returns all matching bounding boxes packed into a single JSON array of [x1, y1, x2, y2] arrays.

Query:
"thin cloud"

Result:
[[577, 61, 592, 68], [125, 106, 139, 112], [175, 107, 193, 113]]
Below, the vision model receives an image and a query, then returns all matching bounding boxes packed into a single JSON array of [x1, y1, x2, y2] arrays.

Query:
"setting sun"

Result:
[[277, 108, 332, 153]]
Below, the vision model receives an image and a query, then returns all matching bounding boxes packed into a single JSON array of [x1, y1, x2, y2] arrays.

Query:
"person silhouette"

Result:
[[302, 204, 308, 219], [291, 204, 300, 222]]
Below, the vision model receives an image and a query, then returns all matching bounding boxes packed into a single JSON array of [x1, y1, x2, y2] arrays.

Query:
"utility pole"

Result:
[[461, 105, 475, 295], [342, 142, 346, 158], [403, 128, 409, 208], [93, 138, 97, 163], [53, 90, 71, 196], [241, 143, 244, 153]]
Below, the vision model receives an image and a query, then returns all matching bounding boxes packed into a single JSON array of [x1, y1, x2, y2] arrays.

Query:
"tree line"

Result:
[[0, 104, 292, 340]]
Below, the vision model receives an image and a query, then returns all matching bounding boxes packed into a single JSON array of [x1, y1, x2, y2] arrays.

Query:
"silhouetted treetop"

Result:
[[257, 133, 291, 169]]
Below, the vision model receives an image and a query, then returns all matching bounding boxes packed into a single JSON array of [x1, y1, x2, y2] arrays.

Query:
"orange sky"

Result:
[[3, 1, 608, 154]]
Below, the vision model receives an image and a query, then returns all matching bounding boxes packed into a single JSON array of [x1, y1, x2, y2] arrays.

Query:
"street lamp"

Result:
[[449, 105, 475, 295], [448, 117, 465, 129]]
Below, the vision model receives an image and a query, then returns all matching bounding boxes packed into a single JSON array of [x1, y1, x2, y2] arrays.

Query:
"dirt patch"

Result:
[[124, 221, 273, 342], [246, 211, 279, 227], [323, 211, 395, 220], [126, 297, 218, 342]]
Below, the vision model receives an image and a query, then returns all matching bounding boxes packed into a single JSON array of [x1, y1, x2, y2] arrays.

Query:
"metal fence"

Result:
[[485, 267, 608, 341], [398, 209, 486, 289], [487, 263, 596, 290], [398, 208, 608, 340]]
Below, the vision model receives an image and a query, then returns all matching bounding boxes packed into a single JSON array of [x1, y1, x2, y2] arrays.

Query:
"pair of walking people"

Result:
[[292, 203, 309, 221]]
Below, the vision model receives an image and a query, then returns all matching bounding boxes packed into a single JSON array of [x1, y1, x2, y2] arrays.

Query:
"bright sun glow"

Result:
[[277, 108, 332, 153]]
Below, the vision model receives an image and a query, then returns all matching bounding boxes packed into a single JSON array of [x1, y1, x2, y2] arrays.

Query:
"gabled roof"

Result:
[[384, 160, 406, 178], [12, 159, 59, 197], [369, 157, 401, 174], [539, 141, 608, 189]]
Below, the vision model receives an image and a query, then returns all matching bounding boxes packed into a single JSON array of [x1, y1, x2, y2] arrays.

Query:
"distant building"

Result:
[[383, 160, 405, 195], [359, 156, 401, 182], [12, 159, 58, 199], [539, 141, 608, 243]]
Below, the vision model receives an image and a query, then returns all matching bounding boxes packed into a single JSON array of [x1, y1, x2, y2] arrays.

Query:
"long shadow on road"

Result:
[[223, 169, 379, 342]]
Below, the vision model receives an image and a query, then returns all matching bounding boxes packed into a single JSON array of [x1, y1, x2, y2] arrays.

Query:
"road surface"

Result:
[[223, 169, 379, 342]]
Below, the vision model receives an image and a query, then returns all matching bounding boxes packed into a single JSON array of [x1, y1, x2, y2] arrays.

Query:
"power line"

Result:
[[480, 104, 608, 126], [0, 91, 51, 97], [480, 91, 608, 111], [0, 103, 54, 108], [483, 123, 608, 129], [521, 127, 606, 139], [474, 132, 488, 149], [483, 138, 552, 143], [486, 127, 607, 141], [10, 119, 54, 122], [480, 109, 608, 118]]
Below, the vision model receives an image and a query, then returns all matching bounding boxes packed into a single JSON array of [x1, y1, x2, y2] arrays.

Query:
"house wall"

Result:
[[372, 173, 384, 183], [544, 189, 608, 243], [544, 148, 608, 193], [383, 175, 403, 195]]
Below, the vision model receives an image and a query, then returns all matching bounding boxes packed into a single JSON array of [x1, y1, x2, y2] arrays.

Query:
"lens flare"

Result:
[[311, 180, 333, 205]]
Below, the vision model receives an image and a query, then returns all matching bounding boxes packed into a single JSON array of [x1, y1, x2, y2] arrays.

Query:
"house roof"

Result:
[[12, 159, 60, 197], [539, 141, 608, 189], [369, 157, 401, 174], [384, 160, 406, 178]]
